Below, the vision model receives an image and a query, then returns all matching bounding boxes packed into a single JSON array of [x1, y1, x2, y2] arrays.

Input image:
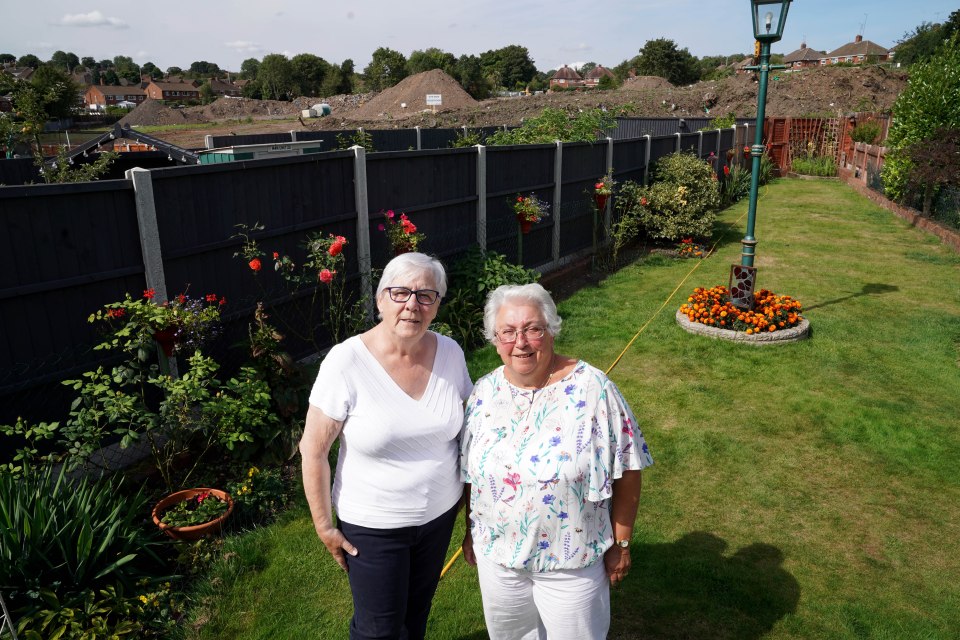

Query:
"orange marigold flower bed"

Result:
[[678, 286, 803, 333]]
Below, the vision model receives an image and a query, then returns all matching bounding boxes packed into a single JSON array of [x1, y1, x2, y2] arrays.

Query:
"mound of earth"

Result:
[[620, 76, 675, 91], [348, 69, 478, 121]]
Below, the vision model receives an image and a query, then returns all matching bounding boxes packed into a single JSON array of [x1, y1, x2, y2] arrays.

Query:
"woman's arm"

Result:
[[603, 469, 642, 586], [300, 404, 357, 571]]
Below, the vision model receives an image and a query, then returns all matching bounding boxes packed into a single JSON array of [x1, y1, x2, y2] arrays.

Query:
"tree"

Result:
[[101, 69, 120, 85], [894, 22, 945, 66], [407, 48, 456, 75], [579, 62, 598, 76], [240, 58, 260, 80], [451, 55, 489, 99], [635, 38, 700, 85], [80, 56, 97, 70], [17, 54, 41, 69], [141, 62, 162, 80], [49, 51, 79, 73], [258, 54, 294, 100], [166, 66, 184, 77], [901, 126, 960, 215], [337, 60, 355, 94], [486, 107, 615, 145], [290, 53, 330, 96], [113, 55, 140, 83], [363, 47, 408, 92], [480, 45, 537, 90], [0, 53, 16, 65], [882, 36, 960, 206], [199, 81, 215, 104], [30, 65, 81, 120], [189, 61, 221, 77]]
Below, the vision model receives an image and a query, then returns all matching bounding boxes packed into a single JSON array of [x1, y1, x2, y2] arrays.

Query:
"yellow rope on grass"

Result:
[[441, 200, 755, 579]]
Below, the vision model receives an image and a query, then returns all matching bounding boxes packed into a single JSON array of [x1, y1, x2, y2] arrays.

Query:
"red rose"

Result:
[[273, 252, 279, 260], [319, 269, 336, 284], [249, 258, 262, 272], [723, 165, 730, 176], [219, 297, 227, 306], [176, 294, 186, 304], [640, 197, 648, 206], [328, 242, 343, 257], [143, 288, 156, 300]]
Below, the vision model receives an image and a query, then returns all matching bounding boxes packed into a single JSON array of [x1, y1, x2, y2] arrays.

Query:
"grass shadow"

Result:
[[804, 282, 899, 311], [610, 532, 800, 639]]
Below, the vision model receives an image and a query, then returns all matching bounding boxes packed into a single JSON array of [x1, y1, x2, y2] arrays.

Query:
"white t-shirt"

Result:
[[309, 333, 472, 528]]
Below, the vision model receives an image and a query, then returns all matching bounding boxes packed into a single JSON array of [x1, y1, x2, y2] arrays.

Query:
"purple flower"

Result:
[[542, 494, 556, 505], [558, 511, 568, 520], [530, 455, 540, 463], [576, 400, 586, 409], [538, 540, 550, 549], [550, 436, 561, 446], [564, 384, 575, 395]]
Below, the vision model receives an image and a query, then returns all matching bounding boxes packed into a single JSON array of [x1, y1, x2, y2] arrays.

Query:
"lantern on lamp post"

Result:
[[730, 0, 792, 309]]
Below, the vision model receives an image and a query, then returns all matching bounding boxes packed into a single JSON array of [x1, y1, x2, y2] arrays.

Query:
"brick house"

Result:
[[84, 84, 147, 111], [821, 35, 890, 66], [550, 65, 583, 89], [583, 65, 615, 88], [208, 78, 242, 97], [145, 79, 201, 102], [784, 42, 824, 69]]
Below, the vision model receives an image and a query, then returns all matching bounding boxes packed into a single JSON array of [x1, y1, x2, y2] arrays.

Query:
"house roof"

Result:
[[551, 65, 582, 80], [826, 37, 889, 58], [149, 80, 200, 91], [585, 65, 615, 80], [784, 43, 825, 63], [209, 78, 240, 92], [89, 85, 146, 97]]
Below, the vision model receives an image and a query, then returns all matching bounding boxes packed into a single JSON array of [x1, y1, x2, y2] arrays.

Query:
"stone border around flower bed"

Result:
[[675, 309, 811, 345]]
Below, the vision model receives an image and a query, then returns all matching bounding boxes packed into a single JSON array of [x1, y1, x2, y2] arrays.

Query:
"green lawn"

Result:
[[187, 179, 960, 639]]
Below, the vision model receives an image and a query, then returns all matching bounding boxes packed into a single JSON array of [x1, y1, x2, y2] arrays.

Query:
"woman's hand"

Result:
[[604, 544, 631, 587], [461, 529, 477, 566], [317, 527, 358, 572]]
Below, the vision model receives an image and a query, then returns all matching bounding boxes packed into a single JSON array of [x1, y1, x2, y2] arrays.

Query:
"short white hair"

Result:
[[483, 283, 562, 343], [376, 252, 447, 299]]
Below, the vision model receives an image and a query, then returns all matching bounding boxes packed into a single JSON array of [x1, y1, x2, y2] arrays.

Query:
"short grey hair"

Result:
[[483, 283, 562, 343], [376, 252, 447, 299]]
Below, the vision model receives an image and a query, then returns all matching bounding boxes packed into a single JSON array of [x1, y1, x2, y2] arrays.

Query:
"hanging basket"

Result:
[[594, 193, 608, 211], [152, 488, 234, 541], [518, 218, 533, 234], [152, 326, 178, 357]]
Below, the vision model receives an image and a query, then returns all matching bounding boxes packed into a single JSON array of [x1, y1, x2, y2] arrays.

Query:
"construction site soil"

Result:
[[121, 66, 908, 150]]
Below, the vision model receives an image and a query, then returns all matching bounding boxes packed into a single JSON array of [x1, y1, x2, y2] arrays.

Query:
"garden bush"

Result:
[[850, 120, 883, 144], [791, 155, 838, 177], [611, 152, 720, 251], [434, 246, 539, 348]]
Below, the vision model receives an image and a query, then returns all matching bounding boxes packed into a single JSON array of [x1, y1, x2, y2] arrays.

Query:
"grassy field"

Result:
[[187, 179, 960, 639]]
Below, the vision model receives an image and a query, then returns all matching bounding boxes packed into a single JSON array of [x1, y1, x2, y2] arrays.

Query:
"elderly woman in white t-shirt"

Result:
[[300, 252, 472, 640], [460, 283, 654, 640]]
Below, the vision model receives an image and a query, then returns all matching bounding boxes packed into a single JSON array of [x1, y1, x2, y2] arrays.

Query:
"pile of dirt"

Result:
[[119, 99, 206, 127], [348, 69, 478, 121], [620, 76, 675, 91]]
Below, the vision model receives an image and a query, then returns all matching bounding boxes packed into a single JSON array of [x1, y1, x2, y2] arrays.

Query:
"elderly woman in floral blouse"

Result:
[[460, 283, 654, 640]]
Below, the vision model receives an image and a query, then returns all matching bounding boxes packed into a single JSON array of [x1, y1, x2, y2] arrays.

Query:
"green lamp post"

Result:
[[730, 0, 792, 308]]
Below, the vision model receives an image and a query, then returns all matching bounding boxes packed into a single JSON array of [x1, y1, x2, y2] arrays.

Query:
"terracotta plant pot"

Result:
[[518, 219, 533, 234], [152, 488, 234, 541], [594, 193, 608, 210], [152, 326, 178, 357]]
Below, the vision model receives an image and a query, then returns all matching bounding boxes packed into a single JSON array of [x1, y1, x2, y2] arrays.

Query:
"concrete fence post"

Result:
[[643, 135, 652, 186], [552, 140, 562, 266], [476, 144, 487, 249], [352, 146, 373, 319]]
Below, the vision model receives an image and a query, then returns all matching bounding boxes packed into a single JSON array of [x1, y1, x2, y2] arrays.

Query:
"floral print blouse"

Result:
[[460, 361, 653, 572]]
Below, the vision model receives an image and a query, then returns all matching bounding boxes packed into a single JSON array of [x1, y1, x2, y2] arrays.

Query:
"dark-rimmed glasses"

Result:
[[384, 287, 440, 305], [495, 326, 546, 344]]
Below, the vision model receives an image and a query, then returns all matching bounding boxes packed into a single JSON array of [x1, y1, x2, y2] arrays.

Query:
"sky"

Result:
[[3, 0, 956, 74]]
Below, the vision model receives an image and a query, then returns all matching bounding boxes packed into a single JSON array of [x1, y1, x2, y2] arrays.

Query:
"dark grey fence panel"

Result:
[[701, 130, 720, 157], [679, 132, 700, 154], [612, 137, 648, 186], [559, 142, 608, 257], [366, 148, 477, 267], [369, 130, 418, 152], [485, 144, 556, 268], [0, 180, 141, 422], [420, 129, 460, 149], [0, 158, 41, 186], [147, 152, 358, 363], [649, 136, 678, 170]]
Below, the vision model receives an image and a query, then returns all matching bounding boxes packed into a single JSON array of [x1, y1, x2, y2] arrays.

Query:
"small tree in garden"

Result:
[[900, 126, 960, 217]]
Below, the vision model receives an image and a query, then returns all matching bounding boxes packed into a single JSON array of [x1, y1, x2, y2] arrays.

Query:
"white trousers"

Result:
[[475, 552, 610, 640]]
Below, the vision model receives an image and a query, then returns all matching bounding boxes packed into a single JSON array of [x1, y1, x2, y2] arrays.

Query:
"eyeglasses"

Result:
[[384, 287, 441, 305], [495, 325, 546, 344]]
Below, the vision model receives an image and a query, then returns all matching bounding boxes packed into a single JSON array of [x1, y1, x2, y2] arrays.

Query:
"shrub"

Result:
[[0, 467, 167, 615], [850, 120, 883, 144], [613, 152, 720, 244], [436, 247, 540, 348], [720, 164, 752, 207], [486, 107, 615, 145], [791, 155, 838, 177]]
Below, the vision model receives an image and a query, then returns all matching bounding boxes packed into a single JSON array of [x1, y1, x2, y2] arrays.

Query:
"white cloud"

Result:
[[224, 40, 264, 55], [58, 11, 128, 29]]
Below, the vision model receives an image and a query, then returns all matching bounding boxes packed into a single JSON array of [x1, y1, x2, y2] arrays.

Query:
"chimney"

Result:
[[855, 35, 863, 43], [801, 41, 807, 49]]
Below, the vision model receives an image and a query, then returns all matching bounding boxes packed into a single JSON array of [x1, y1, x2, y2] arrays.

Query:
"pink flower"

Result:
[[378, 224, 385, 231], [503, 472, 521, 490], [319, 269, 336, 284], [385, 210, 395, 219]]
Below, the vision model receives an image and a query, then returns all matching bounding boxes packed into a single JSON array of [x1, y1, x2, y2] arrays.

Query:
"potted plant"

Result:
[[513, 193, 550, 234], [379, 210, 425, 255], [594, 173, 615, 211], [151, 488, 234, 540]]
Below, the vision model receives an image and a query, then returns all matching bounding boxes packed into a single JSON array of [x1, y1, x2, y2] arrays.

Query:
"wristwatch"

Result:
[[615, 539, 630, 549]]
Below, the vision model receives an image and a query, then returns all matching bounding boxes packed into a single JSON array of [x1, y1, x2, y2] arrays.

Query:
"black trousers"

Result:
[[339, 502, 459, 640]]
